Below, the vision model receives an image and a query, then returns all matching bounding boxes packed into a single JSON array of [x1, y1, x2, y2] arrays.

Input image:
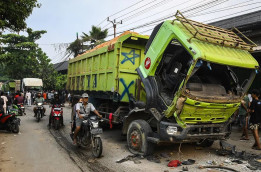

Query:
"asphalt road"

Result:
[[1, 104, 261, 172]]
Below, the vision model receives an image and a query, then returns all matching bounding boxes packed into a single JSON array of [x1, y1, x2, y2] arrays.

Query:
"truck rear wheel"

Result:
[[127, 120, 154, 156]]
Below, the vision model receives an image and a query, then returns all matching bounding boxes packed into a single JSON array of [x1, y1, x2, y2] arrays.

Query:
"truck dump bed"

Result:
[[67, 31, 149, 102]]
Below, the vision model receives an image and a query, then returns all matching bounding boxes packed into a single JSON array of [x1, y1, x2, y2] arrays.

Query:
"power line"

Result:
[[203, 6, 261, 23], [188, 0, 259, 18], [98, 0, 145, 28], [117, 0, 194, 30], [114, 0, 157, 20], [121, 0, 174, 21], [110, 0, 227, 36]]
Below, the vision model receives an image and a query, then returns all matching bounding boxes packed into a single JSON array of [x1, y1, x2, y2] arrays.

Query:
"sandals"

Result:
[[240, 137, 249, 140]]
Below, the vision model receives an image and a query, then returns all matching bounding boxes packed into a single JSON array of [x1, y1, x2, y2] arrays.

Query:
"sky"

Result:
[[24, 0, 261, 64]]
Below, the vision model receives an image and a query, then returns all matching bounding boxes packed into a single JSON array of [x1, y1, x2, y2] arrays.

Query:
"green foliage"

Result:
[[0, 0, 40, 32], [67, 26, 108, 57], [55, 74, 67, 90], [0, 29, 58, 90]]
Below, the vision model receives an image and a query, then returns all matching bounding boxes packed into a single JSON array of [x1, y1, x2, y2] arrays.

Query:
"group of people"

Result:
[[0, 91, 26, 115], [237, 89, 261, 150]]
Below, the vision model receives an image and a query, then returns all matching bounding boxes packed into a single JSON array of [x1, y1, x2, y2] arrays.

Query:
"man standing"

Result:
[[249, 89, 261, 150], [1, 92, 8, 114], [239, 94, 250, 140], [26, 91, 31, 106]]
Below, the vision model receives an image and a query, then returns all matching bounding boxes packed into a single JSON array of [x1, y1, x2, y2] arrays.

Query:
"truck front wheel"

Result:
[[127, 120, 154, 156], [196, 139, 214, 147]]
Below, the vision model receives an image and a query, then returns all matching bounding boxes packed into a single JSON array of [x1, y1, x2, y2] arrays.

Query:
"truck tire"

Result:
[[127, 120, 154, 156], [196, 139, 214, 147]]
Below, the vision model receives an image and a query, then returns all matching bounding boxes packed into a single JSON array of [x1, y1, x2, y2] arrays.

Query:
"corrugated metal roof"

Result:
[[210, 10, 261, 29], [53, 61, 68, 71]]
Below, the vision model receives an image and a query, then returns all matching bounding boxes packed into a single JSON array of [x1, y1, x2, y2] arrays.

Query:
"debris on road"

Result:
[[167, 160, 182, 167], [198, 165, 239, 172], [1, 142, 5, 145], [182, 166, 188, 171], [146, 155, 161, 163], [217, 140, 261, 170], [182, 159, 195, 165], [116, 154, 144, 164], [206, 160, 217, 165]]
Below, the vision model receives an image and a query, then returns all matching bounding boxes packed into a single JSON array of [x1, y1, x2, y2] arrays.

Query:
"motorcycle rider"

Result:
[[73, 93, 102, 145], [48, 92, 64, 127], [33, 92, 46, 117]]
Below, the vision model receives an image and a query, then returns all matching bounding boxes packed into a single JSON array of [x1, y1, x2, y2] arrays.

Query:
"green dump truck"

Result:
[[67, 11, 259, 155]]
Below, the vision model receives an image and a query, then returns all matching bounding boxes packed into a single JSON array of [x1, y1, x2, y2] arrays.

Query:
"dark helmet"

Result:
[[54, 92, 59, 98]]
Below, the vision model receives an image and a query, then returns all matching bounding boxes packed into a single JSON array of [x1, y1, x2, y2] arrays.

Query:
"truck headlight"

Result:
[[166, 126, 178, 135]]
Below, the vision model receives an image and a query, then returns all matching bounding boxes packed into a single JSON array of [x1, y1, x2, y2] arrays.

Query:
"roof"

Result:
[[22, 78, 43, 87], [210, 10, 261, 29], [53, 61, 68, 71]]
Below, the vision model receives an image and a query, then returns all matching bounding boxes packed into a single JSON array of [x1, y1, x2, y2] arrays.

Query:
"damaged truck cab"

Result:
[[134, 11, 259, 154]]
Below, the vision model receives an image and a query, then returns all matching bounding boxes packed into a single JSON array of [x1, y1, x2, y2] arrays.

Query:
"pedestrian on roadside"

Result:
[[43, 91, 47, 101], [249, 89, 261, 150], [1, 92, 8, 114], [239, 93, 250, 140], [68, 92, 71, 106], [25, 91, 32, 106], [6, 92, 12, 112]]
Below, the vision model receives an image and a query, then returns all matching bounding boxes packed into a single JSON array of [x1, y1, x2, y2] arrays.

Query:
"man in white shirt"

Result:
[[26, 91, 32, 106], [73, 93, 102, 145], [1, 92, 8, 114]]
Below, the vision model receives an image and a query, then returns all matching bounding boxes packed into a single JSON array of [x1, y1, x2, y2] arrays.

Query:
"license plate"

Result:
[[91, 128, 103, 134]]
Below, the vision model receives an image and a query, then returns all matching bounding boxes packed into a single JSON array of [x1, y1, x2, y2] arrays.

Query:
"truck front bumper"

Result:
[[148, 120, 232, 144]]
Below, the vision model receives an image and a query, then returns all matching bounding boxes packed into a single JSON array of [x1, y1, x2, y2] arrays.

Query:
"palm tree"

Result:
[[67, 26, 108, 57]]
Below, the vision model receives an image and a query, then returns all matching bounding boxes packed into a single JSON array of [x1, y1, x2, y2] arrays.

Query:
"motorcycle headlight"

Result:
[[92, 122, 99, 128], [37, 103, 43, 106]]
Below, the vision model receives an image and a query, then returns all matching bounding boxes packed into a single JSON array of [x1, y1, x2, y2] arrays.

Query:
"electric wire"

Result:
[[108, 0, 228, 36]]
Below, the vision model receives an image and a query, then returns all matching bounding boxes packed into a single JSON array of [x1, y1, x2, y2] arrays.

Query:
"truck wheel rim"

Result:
[[130, 129, 141, 150]]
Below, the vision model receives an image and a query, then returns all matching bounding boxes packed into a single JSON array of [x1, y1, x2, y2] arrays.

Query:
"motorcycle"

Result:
[[0, 111, 20, 133], [70, 115, 103, 158], [12, 103, 26, 116], [35, 103, 44, 122], [50, 104, 63, 130]]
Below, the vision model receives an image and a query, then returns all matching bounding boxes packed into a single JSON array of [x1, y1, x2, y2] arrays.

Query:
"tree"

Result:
[[0, 0, 40, 32], [0, 28, 58, 90], [66, 26, 108, 57]]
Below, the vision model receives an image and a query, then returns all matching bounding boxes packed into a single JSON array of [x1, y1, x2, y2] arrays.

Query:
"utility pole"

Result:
[[107, 17, 122, 38]]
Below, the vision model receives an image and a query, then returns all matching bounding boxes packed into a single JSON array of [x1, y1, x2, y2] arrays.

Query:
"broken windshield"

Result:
[[186, 60, 255, 100]]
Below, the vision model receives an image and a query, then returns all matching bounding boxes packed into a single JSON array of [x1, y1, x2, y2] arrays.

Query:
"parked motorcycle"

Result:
[[50, 104, 63, 130], [70, 115, 103, 158], [13, 103, 26, 116], [0, 111, 20, 133], [35, 103, 44, 122]]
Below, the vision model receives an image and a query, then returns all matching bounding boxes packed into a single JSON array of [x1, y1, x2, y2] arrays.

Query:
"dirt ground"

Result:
[[1, 104, 261, 172]]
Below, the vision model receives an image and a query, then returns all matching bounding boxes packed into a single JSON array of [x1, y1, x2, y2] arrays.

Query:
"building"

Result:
[[211, 10, 261, 90], [53, 61, 68, 74]]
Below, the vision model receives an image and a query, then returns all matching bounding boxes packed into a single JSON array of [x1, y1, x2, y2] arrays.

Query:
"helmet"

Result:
[[82, 93, 89, 98], [54, 92, 58, 95]]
